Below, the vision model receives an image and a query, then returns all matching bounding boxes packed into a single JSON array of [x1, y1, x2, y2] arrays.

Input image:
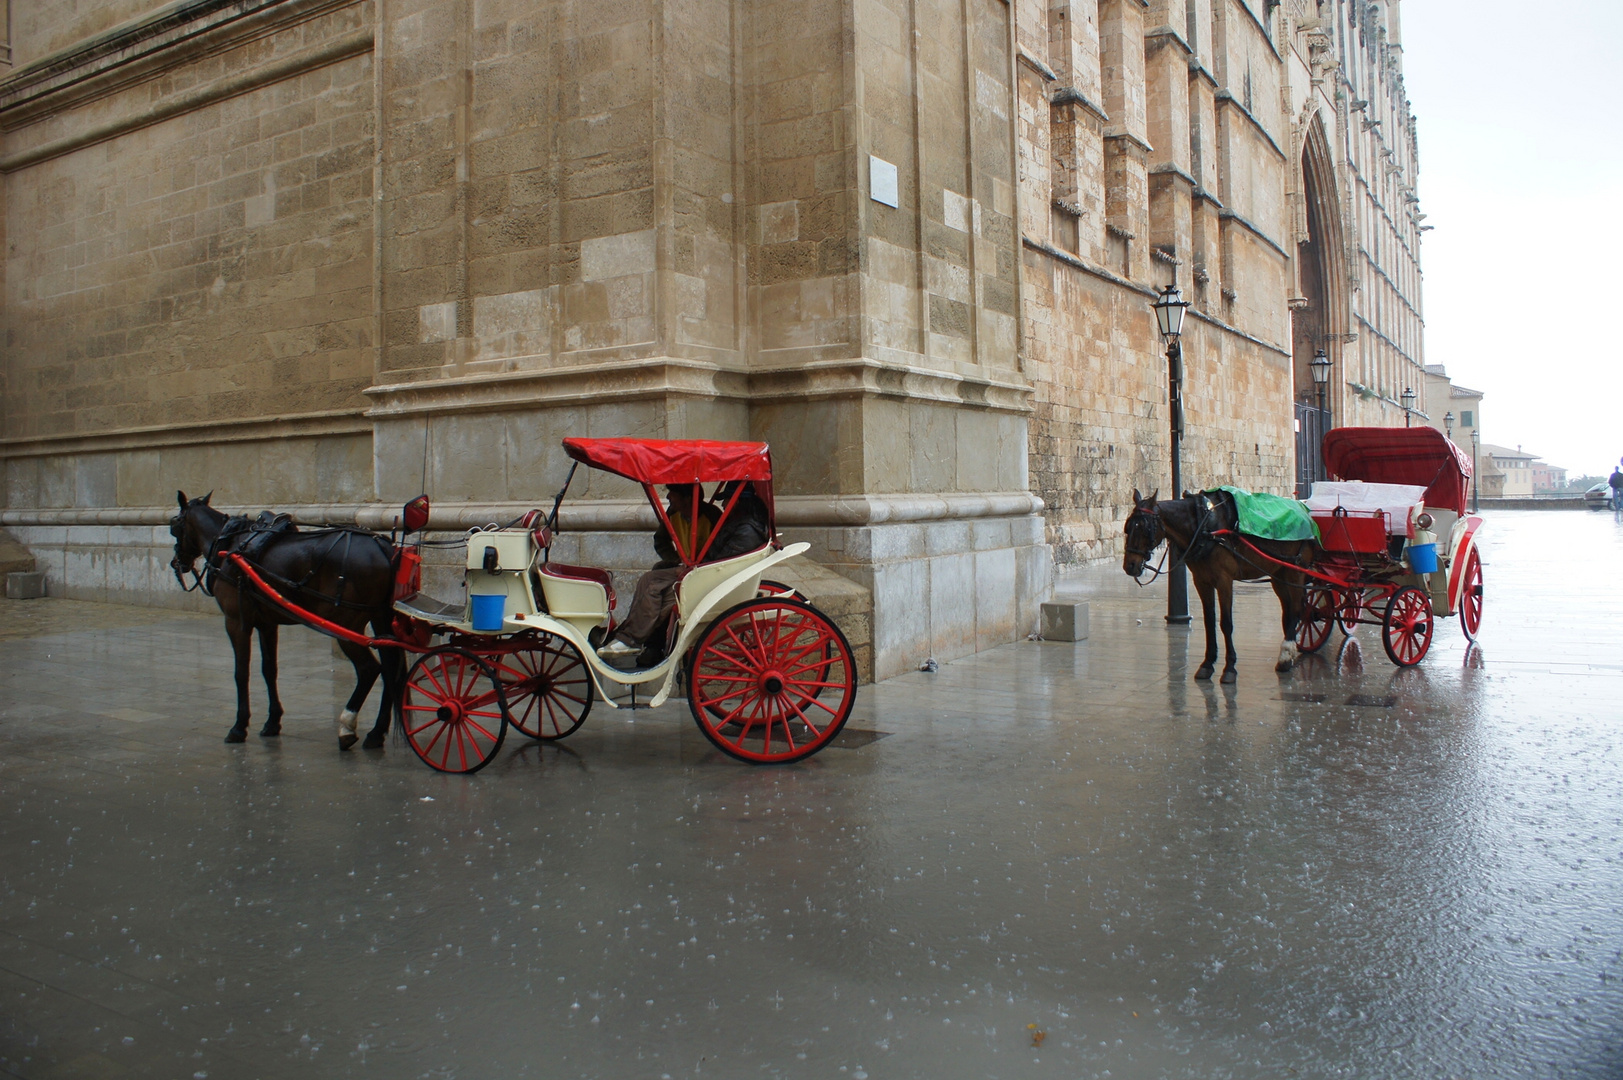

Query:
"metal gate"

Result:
[[1294, 403, 1331, 497]]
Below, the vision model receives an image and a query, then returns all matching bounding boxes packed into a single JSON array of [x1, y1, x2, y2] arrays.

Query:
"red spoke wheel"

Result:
[[687, 597, 856, 764], [489, 636, 594, 741], [1335, 588, 1364, 635], [1457, 548, 1484, 641], [401, 649, 509, 774], [1381, 585, 1434, 667], [1297, 585, 1334, 653]]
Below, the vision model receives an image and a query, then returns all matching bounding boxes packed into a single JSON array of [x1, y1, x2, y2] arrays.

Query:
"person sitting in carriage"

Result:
[[597, 480, 770, 666]]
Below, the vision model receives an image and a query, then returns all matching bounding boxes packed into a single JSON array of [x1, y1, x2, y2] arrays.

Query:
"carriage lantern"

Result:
[[1310, 349, 1332, 415], [1401, 386, 1416, 426], [1151, 283, 1193, 624]]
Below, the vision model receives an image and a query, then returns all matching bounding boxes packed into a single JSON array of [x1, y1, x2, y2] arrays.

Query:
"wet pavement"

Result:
[[2, 509, 1621, 1079]]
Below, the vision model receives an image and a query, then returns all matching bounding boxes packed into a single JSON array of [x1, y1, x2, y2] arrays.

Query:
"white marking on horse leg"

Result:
[[1278, 638, 1295, 665], [337, 708, 359, 737]]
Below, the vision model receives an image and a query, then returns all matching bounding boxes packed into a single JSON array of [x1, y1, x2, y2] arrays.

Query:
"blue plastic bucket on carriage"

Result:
[[469, 593, 506, 632], [1406, 542, 1438, 575]]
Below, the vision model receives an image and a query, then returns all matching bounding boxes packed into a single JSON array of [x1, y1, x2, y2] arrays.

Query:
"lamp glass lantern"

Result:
[[1152, 284, 1188, 340], [1444, 411, 1454, 438], [1401, 385, 1416, 426], [1309, 349, 1332, 388]]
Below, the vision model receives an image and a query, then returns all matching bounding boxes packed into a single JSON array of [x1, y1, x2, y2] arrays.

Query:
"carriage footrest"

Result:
[[394, 593, 464, 622]]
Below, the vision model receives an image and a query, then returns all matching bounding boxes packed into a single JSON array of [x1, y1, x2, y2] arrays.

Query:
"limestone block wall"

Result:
[[1016, 0, 1298, 565]]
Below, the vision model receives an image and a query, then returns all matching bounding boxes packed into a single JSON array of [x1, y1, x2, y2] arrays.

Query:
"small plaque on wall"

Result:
[[869, 155, 899, 208]]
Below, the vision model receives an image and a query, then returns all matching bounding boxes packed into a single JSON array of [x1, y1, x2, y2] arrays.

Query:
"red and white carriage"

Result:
[[231, 438, 859, 773], [1294, 426, 1485, 666]]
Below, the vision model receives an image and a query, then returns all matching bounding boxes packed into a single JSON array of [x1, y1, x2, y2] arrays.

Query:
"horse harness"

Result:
[[1130, 491, 1309, 583], [201, 512, 391, 610]]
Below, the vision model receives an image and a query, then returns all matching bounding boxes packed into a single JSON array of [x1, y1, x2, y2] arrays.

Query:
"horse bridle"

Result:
[[1126, 497, 1219, 584], [168, 513, 210, 593]]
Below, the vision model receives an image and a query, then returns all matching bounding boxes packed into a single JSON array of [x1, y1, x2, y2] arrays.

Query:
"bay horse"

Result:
[[1122, 489, 1316, 684], [169, 491, 404, 749]]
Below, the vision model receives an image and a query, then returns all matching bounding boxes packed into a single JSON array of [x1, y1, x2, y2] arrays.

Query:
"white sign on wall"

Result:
[[869, 155, 899, 208]]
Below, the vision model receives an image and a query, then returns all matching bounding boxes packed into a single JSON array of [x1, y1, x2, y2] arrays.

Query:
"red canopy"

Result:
[[1321, 426, 1473, 516], [562, 438, 774, 485]]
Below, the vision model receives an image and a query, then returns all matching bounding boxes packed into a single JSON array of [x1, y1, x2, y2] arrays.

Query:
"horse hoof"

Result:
[[361, 733, 386, 750], [1220, 669, 1237, 685], [1194, 666, 1214, 681], [259, 726, 281, 738], [224, 728, 248, 744], [338, 733, 359, 751], [1274, 659, 1293, 673]]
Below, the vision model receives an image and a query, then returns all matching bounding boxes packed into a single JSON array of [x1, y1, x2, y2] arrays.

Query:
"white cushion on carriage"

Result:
[[1305, 481, 1427, 536]]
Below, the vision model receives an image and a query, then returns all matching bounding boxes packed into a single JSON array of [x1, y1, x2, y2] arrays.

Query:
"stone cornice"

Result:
[[1144, 25, 1193, 57], [1050, 85, 1109, 123], [1021, 237, 1157, 297], [0, 26, 372, 172], [1217, 208, 1288, 259], [0, 0, 363, 127], [1214, 89, 1286, 160], [0, 409, 368, 459], [366, 357, 1034, 418], [0, 491, 1046, 531]]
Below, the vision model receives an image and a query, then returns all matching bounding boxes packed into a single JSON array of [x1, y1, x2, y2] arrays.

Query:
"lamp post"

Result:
[[1310, 349, 1332, 416], [1401, 386, 1415, 427], [1152, 283, 1191, 625], [1444, 411, 1454, 440], [1470, 427, 1480, 512]]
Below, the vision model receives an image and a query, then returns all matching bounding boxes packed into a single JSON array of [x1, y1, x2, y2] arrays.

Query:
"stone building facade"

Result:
[[1, 0, 1428, 679]]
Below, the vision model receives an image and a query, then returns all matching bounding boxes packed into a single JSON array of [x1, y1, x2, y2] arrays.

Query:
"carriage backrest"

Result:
[[677, 544, 775, 619]]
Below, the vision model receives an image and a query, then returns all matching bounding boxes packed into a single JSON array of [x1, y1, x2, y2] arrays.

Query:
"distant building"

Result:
[[1481, 445, 1538, 497], [1530, 462, 1567, 493], [1422, 365, 1493, 493]]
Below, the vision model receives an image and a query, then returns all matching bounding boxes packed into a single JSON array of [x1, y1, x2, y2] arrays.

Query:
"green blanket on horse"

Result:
[[1217, 486, 1321, 543]]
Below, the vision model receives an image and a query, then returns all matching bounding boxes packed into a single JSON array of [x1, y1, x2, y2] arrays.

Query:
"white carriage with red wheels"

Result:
[[1294, 426, 1484, 666], [387, 438, 858, 773]]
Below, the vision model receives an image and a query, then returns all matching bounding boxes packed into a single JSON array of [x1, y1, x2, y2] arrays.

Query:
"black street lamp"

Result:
[[1470, 427, 1480, 512], [1444, 411, 1454, 440], [1401, 386, 1415, 427], [1310, 348, 1332, 417], [1152, 283, 1191, 625]]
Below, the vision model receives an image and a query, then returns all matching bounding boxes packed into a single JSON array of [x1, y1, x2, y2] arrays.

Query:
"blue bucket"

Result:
[[469, 593, 506, 632], [1407, 542, 1438, 575]]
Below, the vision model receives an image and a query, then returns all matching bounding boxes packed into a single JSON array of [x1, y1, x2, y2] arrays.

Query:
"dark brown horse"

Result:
[[169, 492, 404, 748], [1122, 489, 1316, 684]]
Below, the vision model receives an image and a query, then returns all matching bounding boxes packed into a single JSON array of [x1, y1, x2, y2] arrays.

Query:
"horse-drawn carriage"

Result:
[[1295, 426, 1484, 666], [208, 438, 858, 773]]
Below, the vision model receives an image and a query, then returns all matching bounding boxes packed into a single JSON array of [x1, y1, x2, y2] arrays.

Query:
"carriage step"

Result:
[[394, 593, 464, 621], [1040, 601, 1090, 642], [5, 571, 45, 600]]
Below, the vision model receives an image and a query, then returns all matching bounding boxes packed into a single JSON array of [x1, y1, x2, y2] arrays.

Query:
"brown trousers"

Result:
[[613, 565, 683, 645]]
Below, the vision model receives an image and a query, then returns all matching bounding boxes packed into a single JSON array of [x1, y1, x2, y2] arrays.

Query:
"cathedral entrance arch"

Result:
[[1291, 114, 1348, 495]]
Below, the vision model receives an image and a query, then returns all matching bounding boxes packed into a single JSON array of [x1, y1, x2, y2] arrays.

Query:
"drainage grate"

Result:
[[828, 728, 891, 749], [1346, 694, 1397, 708], [1278, 692, 1328, 703]]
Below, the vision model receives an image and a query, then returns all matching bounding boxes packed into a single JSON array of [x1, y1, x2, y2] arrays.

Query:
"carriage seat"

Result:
[[536, 562, 617, 636]]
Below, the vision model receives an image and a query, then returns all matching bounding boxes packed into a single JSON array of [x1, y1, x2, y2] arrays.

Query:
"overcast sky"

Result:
[[1399, 0, 1623, 478]]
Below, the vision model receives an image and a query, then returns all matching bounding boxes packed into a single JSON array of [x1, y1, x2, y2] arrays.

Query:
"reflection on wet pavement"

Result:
[[1, 510, 1620, 1078]]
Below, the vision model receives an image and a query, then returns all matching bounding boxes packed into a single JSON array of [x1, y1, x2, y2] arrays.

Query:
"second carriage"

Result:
[[1294, 425, 1485, 666]]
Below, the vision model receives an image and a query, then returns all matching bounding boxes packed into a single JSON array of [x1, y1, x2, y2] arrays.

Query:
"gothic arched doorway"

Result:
[[1291, 114, 1347, 495]]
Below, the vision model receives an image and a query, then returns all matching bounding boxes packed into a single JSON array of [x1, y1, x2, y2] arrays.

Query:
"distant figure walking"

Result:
[[1610, 461, 1623, 515]]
